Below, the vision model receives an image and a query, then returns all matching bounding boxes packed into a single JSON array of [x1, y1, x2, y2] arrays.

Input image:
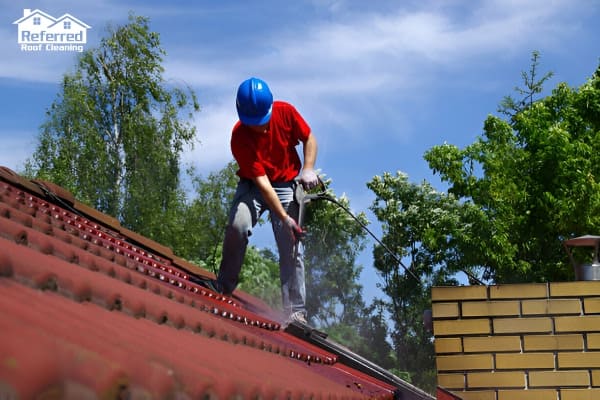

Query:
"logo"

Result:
[[13, 9, 91, 53]]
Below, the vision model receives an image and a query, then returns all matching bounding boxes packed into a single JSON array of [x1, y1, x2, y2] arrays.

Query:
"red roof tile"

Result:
[[0, 167, 434, 399]]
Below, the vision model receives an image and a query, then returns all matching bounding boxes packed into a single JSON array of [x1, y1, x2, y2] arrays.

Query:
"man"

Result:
[[209, 77, 318, 325]]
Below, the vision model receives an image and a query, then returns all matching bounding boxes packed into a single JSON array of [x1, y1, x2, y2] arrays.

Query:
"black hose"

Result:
[[310, 192, 422, 284]]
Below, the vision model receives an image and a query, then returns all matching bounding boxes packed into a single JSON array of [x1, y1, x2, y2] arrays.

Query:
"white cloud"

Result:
[[158, 0, 583, 165], [1, 1, 142, 83], [3, 0, 583, 89], [163, 60, 238, 91], [0, 24, 78, 83], [181, 99, 237, 175], [265, 0, 578, 91], [1, 0, 591, 175]]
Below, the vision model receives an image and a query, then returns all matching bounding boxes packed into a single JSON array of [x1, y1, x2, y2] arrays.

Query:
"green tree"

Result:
[[498, 50, 554, 119], [294, 179, 400, 365], [354, 300, 396, 370], [367, 172, 468, 392], [302, 184, 368, 328], [178, 161, 238, 263], [424, 62, 600, 283], [25, 14, 199, 249], [237, 247, 281, 308]]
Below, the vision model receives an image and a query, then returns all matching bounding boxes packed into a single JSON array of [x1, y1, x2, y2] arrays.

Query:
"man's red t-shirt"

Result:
[[231, 101, 311, 182]]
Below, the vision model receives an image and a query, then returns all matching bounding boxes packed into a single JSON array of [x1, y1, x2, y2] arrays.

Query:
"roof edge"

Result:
[[1, 165, 173, 263]]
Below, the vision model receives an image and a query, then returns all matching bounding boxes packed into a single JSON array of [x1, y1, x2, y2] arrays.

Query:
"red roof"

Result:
[[0, 166, 434, 399]]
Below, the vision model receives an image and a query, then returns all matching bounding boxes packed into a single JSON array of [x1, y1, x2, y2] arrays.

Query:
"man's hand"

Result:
[[300, 169, 319, 190], [284, 215, 304, 241]]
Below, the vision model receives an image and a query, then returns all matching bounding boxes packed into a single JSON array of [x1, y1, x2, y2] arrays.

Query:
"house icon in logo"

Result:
[[13, 9, 91, 52]]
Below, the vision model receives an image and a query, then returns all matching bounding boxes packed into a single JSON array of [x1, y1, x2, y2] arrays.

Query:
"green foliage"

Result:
[[425, 61, 600, 283], [369, 172, 482, 281], [238, 247, 281, 309], [176, 161, 238, 265], [498, 50, 554, 119], [302, 180, 368, 328], [25, 14, 199, 249], [353, 301, 396, 370], [367, 171, 464, 392], [299, 179, 404, 370]]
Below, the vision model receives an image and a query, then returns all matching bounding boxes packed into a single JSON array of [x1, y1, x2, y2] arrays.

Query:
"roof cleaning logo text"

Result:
[[13, 9, 91, 53]]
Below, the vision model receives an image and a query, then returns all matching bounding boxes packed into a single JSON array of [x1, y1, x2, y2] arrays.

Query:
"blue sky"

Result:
[[2, 0, 599, 302]]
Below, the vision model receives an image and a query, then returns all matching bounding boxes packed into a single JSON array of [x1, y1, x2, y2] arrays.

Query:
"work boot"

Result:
[[202, 279, 225, 295], [286, 310, 308, 325]]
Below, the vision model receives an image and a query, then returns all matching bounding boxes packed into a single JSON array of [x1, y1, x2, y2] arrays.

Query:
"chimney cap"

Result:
[[564, 235, 600, 248]]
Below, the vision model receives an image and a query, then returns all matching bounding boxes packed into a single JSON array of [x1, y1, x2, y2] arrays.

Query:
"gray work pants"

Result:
[[216, 179, 306, 316]]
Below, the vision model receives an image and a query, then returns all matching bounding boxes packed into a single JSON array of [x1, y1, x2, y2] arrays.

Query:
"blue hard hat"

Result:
[[236, 77, 273, 126]]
